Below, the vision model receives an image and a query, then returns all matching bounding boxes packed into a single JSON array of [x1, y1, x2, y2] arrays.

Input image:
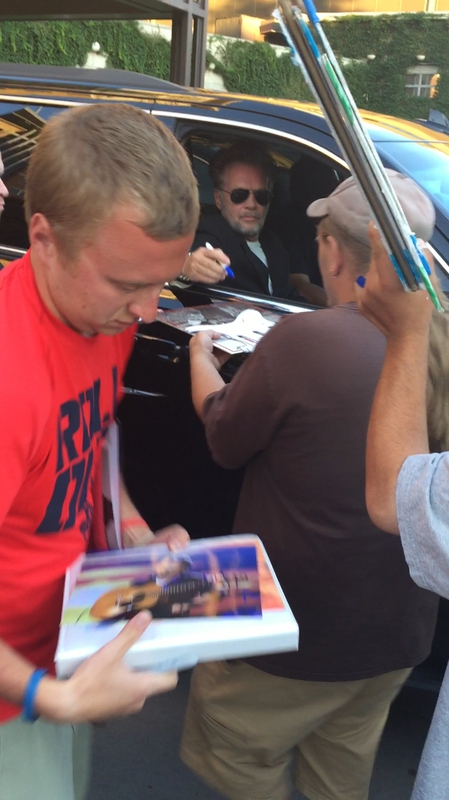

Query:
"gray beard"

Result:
[[230, 218, 264, 239]]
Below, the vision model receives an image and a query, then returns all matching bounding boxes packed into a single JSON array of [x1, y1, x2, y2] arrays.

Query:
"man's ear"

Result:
[[326, 235, 344, 278], [28, 213, 58, 260], [214, 188, 222, 211]]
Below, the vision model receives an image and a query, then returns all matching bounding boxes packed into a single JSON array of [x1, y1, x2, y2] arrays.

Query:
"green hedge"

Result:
[[207, 38, 312, 102], [0, 20, 171, 78], [211, 14, 449, 120], [322, 13, 449, 120], [0, 15, 448, 120]]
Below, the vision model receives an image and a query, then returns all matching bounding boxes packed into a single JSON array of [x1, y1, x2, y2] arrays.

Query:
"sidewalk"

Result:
[[87, 670, 437, 800]]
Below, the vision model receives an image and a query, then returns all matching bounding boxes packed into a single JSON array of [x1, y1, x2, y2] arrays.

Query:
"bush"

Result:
[[0, 20, 171, 79]]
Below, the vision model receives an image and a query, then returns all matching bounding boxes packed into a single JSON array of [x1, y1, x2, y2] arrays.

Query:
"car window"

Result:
[[180, 125, 449, 300], [183, 127, 348, 301], [376, 139, 449, 218], [0, 104, 63, 251]]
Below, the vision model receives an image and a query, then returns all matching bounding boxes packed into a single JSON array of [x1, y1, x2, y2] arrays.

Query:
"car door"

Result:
[[120, 108, 350, 537]]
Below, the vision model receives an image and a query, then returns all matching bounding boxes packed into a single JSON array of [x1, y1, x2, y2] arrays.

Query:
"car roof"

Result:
[[0, 61, 448, 151], [0, 62, 195, 94]]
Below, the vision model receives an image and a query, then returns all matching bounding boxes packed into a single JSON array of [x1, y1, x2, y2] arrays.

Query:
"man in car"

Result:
[[0, 103, 199, 800], [356, 224, 449, 800], [181, 171, 440, 800], [177, 141, 304, 301]]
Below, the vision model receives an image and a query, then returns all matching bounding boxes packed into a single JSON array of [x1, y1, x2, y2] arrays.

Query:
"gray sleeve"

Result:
[[397, 452, 449, 599]]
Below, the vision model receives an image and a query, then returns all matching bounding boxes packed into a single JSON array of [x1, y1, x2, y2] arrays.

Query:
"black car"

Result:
[[1, 62, 448, 684], [1, 61, 448, 514]]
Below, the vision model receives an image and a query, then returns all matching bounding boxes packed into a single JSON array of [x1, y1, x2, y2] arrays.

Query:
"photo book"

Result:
[[56, 535, 299, 677], [156, 302, 285, 355]]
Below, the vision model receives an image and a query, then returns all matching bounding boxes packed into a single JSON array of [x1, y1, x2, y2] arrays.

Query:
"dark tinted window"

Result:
[[0, 104, 64, 249], [376, 139, 449, 217]]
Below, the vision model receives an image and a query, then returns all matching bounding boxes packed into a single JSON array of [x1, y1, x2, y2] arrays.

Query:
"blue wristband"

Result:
[[22, 668, 48, 723]]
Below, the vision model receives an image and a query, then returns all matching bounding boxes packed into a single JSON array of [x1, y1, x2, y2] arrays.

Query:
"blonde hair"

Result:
[[25, 103, 199, 257], [318, 217, 449, 451]]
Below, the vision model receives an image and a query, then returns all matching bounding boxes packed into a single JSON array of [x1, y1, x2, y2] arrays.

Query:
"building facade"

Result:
[[209, 0, 449, 36]]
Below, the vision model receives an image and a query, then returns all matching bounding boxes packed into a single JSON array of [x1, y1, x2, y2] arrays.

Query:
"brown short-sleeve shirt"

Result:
[[202, 303, 438, 681]]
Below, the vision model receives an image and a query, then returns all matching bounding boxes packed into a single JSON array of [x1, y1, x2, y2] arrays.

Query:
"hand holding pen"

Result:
[[180, 243, 235, 285], [205, 242, 235, 279]]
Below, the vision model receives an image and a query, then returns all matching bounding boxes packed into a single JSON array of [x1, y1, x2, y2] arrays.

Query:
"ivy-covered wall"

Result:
[[207, 38, 312, 102], [0, 15, 448, 120], [0, 20, 171, 78], [212, 13, 449, 119], [322, 13, 449, 120]]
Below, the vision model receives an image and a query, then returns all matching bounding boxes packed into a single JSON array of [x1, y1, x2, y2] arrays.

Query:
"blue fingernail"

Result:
[[225, 266, 235, 279], [356, 276, 366, 288]]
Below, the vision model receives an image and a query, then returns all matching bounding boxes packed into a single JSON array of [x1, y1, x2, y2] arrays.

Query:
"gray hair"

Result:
[[208, 140, 275, 191]]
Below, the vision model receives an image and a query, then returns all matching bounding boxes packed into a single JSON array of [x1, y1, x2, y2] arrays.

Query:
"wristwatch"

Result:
[[176, 252, 192, 283]]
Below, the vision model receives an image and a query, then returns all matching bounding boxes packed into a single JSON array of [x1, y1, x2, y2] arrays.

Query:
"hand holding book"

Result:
[[121, 519, 190, 551], [189, 330, 233, 371], [36, 611, 178, 723], [56, 536, 299, 678]]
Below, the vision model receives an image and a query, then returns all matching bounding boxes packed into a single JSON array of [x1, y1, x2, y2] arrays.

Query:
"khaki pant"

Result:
[[181, 660, 411, 800], [0, 715, 91, 800]]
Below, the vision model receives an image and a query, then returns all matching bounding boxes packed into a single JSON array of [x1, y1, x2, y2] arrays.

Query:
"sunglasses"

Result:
[[221, 188, 273, 206]]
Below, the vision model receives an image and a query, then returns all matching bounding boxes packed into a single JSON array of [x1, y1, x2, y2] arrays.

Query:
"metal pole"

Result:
[[170, 8, 193, 86]]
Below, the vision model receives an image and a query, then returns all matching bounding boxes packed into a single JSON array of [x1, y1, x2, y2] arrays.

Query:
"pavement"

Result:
[[86, 670, 438, 800]]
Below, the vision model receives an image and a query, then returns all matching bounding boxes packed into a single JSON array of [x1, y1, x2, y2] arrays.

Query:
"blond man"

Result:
[[0, 103, 199, 800]]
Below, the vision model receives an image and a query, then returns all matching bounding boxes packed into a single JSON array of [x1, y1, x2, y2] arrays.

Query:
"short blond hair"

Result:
[[25, 103, 199, 256]]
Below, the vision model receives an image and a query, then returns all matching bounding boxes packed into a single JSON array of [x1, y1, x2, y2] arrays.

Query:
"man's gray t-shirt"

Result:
[[246, 239, 273, 294], [397, 452, 449, 800]]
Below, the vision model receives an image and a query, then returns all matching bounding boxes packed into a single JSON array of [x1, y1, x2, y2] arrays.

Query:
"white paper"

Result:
[[102, 421, 122, 550]]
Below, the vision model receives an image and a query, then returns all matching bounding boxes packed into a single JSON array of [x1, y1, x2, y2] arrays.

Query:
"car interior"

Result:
[[183, 128, 348, 294], [0, 110, 351, 302]]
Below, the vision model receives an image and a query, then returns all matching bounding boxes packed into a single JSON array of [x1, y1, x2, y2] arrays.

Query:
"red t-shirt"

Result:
[[0, 252, 135, 722]]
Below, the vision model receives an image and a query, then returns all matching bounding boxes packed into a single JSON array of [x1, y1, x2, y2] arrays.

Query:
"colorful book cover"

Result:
[[56, 535, 299, 676]]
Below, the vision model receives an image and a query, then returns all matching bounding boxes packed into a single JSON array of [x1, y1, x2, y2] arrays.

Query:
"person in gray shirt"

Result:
[[356, 222, 449, 800]]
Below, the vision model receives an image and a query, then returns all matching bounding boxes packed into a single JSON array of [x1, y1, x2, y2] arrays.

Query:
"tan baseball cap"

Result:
[[306, 169, 435, 244]]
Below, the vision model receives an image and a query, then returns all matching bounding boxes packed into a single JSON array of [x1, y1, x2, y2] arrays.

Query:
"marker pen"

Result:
[[205, 241, 235, 279]]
